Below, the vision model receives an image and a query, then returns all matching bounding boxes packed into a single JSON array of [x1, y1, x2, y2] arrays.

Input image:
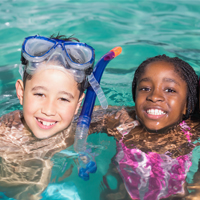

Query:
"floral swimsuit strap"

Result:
[[117, 120, 140, 137], [179, 121, 193, 143]]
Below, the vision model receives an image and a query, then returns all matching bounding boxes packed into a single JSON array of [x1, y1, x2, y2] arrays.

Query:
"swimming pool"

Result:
[[1, 0, 200, 199]]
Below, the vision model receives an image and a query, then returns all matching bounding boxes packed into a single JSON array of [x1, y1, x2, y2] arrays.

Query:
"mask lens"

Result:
[[64, 44, 93, 64], [25, 38, 55, 57]]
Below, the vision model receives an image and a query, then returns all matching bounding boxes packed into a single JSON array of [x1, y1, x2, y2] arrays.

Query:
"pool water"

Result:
[[1, 0, 200, 199]]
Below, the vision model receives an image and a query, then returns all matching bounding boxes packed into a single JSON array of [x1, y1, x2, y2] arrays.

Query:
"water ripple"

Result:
[[1, 0, 200, 108]]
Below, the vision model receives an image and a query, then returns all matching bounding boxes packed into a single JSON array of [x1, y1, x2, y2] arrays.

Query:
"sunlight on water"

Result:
[[1, 0, 200, 115], [1, 0, 200, 114], [1, 0, 200, 199]]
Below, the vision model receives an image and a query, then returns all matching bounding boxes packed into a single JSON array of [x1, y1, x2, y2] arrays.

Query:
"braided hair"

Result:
[[132, 54, 198, 119]]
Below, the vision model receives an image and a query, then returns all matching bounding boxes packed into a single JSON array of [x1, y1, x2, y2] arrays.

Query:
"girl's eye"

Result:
[[165, 88, 176, 93], [139, 87, 150, 92]]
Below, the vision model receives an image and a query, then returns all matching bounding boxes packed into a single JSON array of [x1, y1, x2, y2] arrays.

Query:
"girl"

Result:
[[99, 55, 200, 200]]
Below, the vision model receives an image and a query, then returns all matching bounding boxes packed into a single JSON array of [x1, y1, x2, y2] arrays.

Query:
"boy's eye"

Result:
[[59, 98, 70, 102], [34, 93, 45, 97]]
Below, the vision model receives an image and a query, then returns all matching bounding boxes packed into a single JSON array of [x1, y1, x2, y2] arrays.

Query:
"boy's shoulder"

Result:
[[0, 110, 73, 157], [0, 110, 26, 157], [0, 110, 23, 129]]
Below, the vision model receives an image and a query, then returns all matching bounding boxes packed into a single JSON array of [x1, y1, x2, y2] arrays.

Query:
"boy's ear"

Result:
[[75, 93, 85, 115], [15, 79, 24, 105]]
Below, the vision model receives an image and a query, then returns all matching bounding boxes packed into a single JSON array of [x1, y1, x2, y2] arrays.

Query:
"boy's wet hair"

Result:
[[132, 54, 198, 119], [21, 34, 86, 97]]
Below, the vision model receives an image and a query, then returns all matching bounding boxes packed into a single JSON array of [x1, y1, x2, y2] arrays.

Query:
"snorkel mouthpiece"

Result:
[[74, 47, 122, 180]]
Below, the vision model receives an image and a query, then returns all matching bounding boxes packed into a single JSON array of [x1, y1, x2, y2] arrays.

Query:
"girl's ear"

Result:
[[15, 79, 24, 105], [75, 93, 85, 115]]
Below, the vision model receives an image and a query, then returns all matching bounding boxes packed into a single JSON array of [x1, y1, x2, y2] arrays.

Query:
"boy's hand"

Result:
[[115, 107, 134, 124], [104, 108, 132, 141]]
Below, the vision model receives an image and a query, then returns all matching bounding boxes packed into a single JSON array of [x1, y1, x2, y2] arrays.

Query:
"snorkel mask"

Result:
[[20, 35, 107, 108], [21, 35, 94, 83]]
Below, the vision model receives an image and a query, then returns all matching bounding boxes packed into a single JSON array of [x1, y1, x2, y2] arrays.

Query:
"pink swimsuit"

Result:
[[115, 121, 192, 200]]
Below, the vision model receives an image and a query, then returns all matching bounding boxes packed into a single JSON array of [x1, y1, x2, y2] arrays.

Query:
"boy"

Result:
[[0, 34, 127, 199], [0, 34, 96, 199]]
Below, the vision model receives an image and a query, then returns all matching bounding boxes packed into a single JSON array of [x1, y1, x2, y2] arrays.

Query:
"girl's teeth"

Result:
[[147, 109, 165, 115], [37, 119, 56, 126]]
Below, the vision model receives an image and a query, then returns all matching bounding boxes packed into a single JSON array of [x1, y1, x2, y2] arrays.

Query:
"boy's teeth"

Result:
[[37, 118, 56, 126], [147, 109, 165, 115]]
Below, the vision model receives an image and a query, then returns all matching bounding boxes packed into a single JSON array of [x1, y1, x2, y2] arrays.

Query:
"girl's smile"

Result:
[[135, 61, 187, 132], [145, 108, 166, 120]]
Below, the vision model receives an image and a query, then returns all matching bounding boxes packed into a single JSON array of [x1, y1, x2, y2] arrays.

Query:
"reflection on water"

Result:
[[1, 0, 200, 199], [0, 64, 22, 117], [0, 157, 52, 199]]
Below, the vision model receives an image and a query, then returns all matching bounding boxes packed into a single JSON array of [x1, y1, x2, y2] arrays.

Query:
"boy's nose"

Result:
[[41, 99, 56, 116], [146, 89, 165, 102]]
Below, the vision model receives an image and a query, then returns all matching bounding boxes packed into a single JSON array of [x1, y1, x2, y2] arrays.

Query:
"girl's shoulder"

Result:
[[121, 117, 200, 158]]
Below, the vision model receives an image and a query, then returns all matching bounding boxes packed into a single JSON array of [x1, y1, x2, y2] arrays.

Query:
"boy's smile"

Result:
[[35, 117, 58, 129], [16, 67, 83, 139], [135, 61, 187, 132]]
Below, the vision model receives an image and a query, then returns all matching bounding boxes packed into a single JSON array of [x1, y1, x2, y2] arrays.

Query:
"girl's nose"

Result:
[[41, 99, 56, 116], [146, 89, 165, 102]]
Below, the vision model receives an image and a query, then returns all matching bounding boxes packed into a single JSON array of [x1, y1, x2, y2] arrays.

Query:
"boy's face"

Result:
[[135, 61, 187, 132], [16, 67, 84, 139]]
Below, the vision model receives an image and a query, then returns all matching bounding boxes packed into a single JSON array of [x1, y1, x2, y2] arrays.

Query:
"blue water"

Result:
[[1, 0, 200, 199]]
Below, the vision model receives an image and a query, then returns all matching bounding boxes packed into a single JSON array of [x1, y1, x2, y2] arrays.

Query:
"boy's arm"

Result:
[[88, 106, 135, 139]]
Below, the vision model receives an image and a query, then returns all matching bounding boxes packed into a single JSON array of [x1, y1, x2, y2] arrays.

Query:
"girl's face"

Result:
[[135, 61, 187, 132]]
